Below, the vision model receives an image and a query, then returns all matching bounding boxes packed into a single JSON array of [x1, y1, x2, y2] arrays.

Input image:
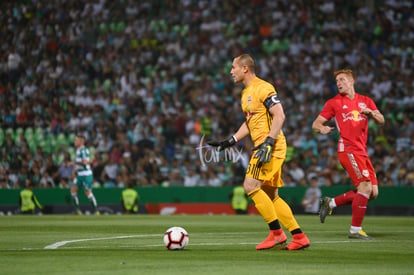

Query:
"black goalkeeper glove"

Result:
[[253, 136, 275, 164], [207, 136, 237, 151]]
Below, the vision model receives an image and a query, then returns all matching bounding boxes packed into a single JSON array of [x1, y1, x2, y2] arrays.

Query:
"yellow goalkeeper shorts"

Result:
[[245, 155, 285, 188]]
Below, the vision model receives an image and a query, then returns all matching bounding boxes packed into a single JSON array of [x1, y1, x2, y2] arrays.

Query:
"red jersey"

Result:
[[319, 93, 378, 156]]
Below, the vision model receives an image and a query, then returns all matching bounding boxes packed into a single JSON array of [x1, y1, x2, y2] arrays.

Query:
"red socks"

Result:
[[351, 192, 369, 227], [334, 190, 356, 206], [333, 190, 369, 228]]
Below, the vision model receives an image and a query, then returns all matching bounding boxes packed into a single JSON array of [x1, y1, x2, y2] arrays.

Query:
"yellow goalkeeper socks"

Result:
[[249, 189, 278, 223], [273, 196, 300, 232]]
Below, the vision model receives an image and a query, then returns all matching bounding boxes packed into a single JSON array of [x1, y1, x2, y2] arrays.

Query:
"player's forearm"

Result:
[[233, 122, 250, 141], [267, 103, 285, 139], [268, 113, 285, 139], [371, 111, 385, 126], [312, 117, 332, 134], [312, 120, 323, 133]]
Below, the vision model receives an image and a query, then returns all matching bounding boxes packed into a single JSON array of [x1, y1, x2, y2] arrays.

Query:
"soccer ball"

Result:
[[163, 226, 189, 250]]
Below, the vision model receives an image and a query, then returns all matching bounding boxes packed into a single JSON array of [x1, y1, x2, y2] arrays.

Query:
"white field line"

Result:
[[44, 234, 160, 249], [41, 231, 414, 250], [2, 237, 409, 252], [43, 232, 261, 250], [60, 239, 414, 250]]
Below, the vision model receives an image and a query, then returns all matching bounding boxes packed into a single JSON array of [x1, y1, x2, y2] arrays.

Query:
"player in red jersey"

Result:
[[312, 69, 385, 240]]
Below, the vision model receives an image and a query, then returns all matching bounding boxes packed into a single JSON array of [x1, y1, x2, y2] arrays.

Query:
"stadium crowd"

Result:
[[0, 0, 413, 190]]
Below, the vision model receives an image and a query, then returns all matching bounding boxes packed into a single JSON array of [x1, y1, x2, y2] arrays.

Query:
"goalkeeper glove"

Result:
[[207, 136, 237, 151], [253, 136, 275, 164]]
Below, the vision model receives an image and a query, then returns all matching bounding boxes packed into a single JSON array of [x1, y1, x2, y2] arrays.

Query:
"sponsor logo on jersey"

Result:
[[342, 110, 366, 122]]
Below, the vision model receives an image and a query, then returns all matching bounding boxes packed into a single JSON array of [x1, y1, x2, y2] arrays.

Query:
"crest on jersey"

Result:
[[358, 102, 367, 109], [247, 96, 252, 105]]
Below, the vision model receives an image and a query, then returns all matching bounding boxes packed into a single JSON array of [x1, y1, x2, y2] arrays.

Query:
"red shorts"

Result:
[[338, 152, 378, 187]]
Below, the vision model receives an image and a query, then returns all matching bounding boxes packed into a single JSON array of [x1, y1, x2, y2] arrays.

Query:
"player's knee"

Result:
[[244, 186, 257, 195], [243, 179, 261, 195]]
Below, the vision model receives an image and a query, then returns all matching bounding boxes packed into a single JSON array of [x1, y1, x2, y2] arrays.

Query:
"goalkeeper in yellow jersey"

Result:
[[208, 54, 310, 250]]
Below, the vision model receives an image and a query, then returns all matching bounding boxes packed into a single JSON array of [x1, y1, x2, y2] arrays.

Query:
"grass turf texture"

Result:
[[0, 215, 413, 275]]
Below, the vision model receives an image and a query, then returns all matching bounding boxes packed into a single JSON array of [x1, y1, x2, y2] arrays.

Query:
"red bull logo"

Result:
[[244, 111, 255, 123], [342, 110, 366, 122]]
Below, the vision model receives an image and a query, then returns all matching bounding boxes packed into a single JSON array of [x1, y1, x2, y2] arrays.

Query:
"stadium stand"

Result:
[[0, 0, 413, 189]]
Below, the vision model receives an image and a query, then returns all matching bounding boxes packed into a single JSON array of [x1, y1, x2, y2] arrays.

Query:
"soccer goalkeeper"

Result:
[[208, 54, 310, 250]]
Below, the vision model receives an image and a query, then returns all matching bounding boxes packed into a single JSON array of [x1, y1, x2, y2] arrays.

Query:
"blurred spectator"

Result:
[[0, 0, 412, 189], [39, 171, 55, 188], [287, 158, 306, 183], [55, 153, 75, 186], [301, 176, 322, 214], [183, 167, 199, 187], [7, 46, 22, 87], [0, 166, 8, 189], [283, 174, 297, 187], [101, 157, 118, 185], [207, 168, 221, 187]]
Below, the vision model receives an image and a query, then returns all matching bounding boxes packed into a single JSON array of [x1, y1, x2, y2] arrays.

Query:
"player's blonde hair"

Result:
[[334, 69, 355, 80]]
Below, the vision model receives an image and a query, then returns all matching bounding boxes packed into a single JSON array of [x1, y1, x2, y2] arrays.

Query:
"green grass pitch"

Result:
[[0, 214, 413, 275]]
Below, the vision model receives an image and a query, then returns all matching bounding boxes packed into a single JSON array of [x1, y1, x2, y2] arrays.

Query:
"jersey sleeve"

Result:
[[366, 96, 378, 111], [260, 82, 279, 109], [319, 100, 335, 121]]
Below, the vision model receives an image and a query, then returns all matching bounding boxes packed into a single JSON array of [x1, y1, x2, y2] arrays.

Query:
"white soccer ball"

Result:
[[163, 226, 189, 250]]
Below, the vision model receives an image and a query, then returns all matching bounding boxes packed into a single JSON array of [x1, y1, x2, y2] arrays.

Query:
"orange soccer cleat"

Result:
[[256, 229, 287, 250], [283, 233, 310, 250]]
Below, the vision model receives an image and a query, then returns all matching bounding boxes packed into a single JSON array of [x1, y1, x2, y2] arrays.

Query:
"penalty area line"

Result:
[[44, 234, 160, 250]]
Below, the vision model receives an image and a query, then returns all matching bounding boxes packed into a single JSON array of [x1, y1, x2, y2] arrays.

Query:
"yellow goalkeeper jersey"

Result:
[[241, 77, 286, 158]]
